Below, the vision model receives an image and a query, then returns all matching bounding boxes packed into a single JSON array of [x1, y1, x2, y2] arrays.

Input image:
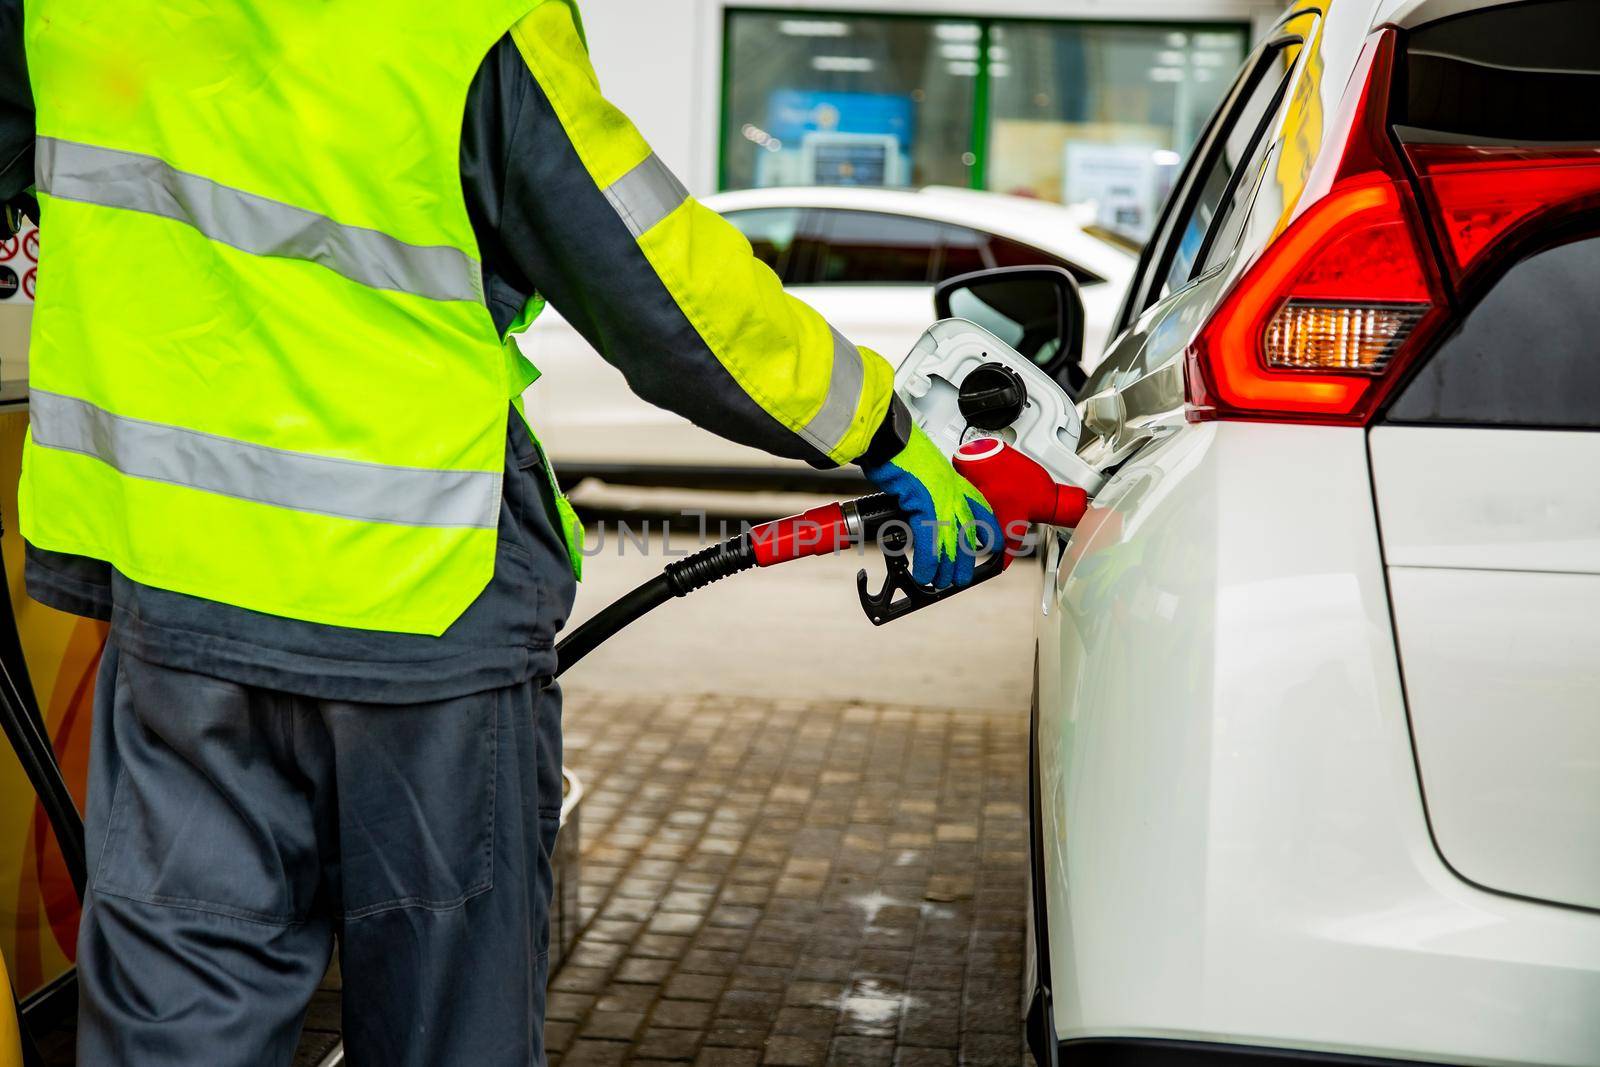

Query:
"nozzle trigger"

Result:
[[855, 526, 1006, 626]]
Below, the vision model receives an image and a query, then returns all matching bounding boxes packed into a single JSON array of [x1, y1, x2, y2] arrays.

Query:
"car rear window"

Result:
[[934, 226, 1105, 287], [1397, 0, 1600, 142], [1385, 226, 1600, 430], [935, 225, 988, 282], [811, 210, 942, 285], [796, 210, 1107, 289], [986, 234, 1104, 287], [723, 208, 805, 283]]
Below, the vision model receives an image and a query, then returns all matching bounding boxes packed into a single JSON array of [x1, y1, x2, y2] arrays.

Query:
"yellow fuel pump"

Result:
[[0, 223, 99, 1066], [1, 953, 23, 1067]]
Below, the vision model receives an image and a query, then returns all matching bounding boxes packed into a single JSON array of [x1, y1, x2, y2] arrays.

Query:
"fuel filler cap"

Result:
[[957, 361, 1028, 431]]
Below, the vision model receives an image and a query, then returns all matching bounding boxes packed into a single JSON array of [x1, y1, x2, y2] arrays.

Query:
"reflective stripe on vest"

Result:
[[30, 391, 500, 529], [37, 138, 485, 304]]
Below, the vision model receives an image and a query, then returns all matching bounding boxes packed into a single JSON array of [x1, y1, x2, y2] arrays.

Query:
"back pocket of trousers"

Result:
[[94, 657, 323, 924], [325, 689, 498, 920]]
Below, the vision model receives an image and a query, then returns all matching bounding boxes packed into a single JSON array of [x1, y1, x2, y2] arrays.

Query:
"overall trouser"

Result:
[[75, 643, 564, 1067]]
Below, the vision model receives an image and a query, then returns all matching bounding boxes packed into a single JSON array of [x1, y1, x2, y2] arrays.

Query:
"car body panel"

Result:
[[1370, 426, 1600, 912], [1387, 567, 1600, 915], [1370, 428, 1600, 574], [1035, 421, 1600, 1064]]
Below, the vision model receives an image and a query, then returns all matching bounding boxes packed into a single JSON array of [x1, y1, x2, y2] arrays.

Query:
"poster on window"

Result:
[[759, 90, 913, 188], [1062, 143, 1161, 243]]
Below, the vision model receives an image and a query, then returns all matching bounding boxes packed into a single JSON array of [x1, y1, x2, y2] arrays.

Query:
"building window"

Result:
[[722, 14, 979, 192], [721, 11, 1248, 243]]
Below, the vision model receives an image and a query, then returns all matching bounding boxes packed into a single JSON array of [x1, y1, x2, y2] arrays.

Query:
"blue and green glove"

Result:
[[861, 425, 1002, 589]]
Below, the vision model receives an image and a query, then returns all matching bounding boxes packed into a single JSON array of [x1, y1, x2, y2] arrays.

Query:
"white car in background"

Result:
[[1022, 0, 1600, 1063], [519, 185, 1134, 487]]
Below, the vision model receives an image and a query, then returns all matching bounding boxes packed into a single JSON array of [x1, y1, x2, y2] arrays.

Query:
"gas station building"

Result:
[[582, 0, 1285, 241]]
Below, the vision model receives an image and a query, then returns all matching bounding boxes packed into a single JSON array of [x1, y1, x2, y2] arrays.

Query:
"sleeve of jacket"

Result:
[[0, 0, 35, 206], [496, 2, 908, 469]]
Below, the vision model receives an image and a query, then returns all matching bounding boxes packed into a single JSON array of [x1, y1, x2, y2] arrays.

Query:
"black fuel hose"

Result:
[[553, 533, 755, 676], [554, 493, 903, 677], [0, 654, 85, 900], [0, 542, 87, 902]]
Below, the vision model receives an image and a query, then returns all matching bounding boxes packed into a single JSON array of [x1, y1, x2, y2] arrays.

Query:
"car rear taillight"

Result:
[[1403, 144, 1600, 284], [1189, 25, 1600, 426], [1187, 29, 1448, 424], [1241, 177, 1435, 384]]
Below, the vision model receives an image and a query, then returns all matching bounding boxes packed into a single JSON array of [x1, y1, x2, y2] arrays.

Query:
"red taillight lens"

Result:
[[1188, 173, 1444, 419], [1188, 29, 1452, 424], [1404, 144, 1600, 283]]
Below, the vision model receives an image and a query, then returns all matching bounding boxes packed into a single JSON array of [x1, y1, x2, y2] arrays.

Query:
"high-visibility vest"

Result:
[[19, 0, 578, 636]]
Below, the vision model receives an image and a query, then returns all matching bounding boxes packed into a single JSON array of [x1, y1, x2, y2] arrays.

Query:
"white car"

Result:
[[1023, 0, 1600, 1064], [518, 185, 1133, 487]]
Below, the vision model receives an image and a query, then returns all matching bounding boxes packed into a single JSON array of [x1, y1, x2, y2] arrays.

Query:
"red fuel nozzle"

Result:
[[748, 496, 905, 568], [952, 438, 1087, 567], [749, 502, 848, 567]]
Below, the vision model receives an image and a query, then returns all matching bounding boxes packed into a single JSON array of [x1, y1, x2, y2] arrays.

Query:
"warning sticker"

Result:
[[0, 225, 38, 303]]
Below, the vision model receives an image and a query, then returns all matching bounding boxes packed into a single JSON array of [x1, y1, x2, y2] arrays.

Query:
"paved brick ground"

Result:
[[548, 689, 1031, 1067], [39, 688, 1031, 1067]]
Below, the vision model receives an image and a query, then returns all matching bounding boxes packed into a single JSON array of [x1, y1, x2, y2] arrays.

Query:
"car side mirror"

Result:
[[934, 266, 1086, 398]]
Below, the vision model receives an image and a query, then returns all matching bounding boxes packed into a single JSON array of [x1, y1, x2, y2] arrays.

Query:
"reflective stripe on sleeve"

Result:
[[36, 137, 484, 303], [799, 327, 868, 457], [602, 152, 689, 238], [29, 391, 500, 529]]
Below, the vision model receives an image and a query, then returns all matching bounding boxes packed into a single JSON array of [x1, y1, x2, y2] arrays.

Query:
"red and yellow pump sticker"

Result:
[[0, 409, 105, 1001], [0, 946, 21, 1067]]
